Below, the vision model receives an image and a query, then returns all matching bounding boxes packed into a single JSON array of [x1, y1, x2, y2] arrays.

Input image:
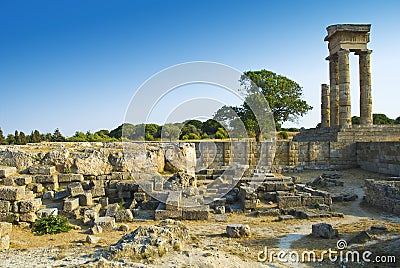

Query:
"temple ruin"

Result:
[[321, 24, 373, 127]]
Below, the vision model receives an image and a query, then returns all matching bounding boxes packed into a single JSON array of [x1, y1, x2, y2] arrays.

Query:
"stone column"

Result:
[[357, 49, 373, 125], [321, 84, 330, 127], [327, 54, 339, 126], [338, 49, 351, 127]]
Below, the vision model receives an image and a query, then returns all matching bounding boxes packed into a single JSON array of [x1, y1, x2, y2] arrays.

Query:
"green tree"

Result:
[[202, 119, 223, 136], [30, 130, 42, 143], [396, 116, 400, 124], [215, 127, 228, 139], [6, 134, 15, 145], [161, 123, 181, 141], [51, 128, 65, 142], [179, 124, 202, 139], [0, 128, 7, 145], [242, 70, 312, 125], [373, 114, 396, 125], [14, 130, 20, 144], [18, 131, 27, 145]]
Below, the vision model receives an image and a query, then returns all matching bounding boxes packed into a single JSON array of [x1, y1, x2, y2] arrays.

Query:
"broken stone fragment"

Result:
[[311, 223, 338, 239], [226, 224, 251, 238]]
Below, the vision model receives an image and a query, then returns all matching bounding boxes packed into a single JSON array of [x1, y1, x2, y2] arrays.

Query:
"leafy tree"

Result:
[[215, 127, 228, 139], [179, 124, 202, 139], [68, 131, 88, 142], [0, 128, 6, 145], [184, 120, 203, 130], [30, 130, 42, 143], [51, 128, 65, 142], [6, 134, 15, 145], [161, 123, 181, 141], [202, 119, 223, 136], [18, 131, 27, 145], [351, 116, 360, 125], [373, 114, 396, 125], [187, 133, 200, 140], [396, 116, 400, 124]]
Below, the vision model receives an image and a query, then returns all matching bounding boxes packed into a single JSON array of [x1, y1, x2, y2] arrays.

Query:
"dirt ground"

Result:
[[0, 168, 399, 267]]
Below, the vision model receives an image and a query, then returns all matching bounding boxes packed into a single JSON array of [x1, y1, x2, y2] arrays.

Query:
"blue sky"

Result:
[[1, 0, 400, 136]]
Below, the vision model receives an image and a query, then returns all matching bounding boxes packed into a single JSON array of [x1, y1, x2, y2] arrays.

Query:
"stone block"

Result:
[[58, 174, 84, 183], [99, 197, 109, 208], [31, 183, 43, 193], [277, 196, 302, 209], [19, 212, 37, 223], [89, 225, 102, 234], [154, 208, 182, 220], [182, 205, 209, 220], [3, 177, 14, 186], [42, 191, 54, 199], [86, 235, 100, 244], [166, 191, 181, 210], [94, 216, 116, 231], [13, 176, 33, 186], [79, 192, 93, 206], [0, 201, 10, 213], [0, 235, 10, 250], [91, 187, 105, 197], [54, 190, 70, 200], [312, 223, 338, 239], [0, 186, 25, 201], [243, 199, 261, 210], [115, 209, 134, 222], [118, 190, 131, 199], [63, 197, 80, 212], [302, 196, 325, 207], [19, 199, 41, 213], [34, 175, 58, 184], [37, 208, 58, 217], [0, 167, 17, 178], [226, 224, 251, 238], [133, 192, 147, 203], [105, 203, 119, 217], [0, 222, 12, 237], [43, 182, 59, 191], [67, 182, 84, 197], [110, 172, 129, 181], [28, 166, 56, 175], [83, 209, 98, 225]]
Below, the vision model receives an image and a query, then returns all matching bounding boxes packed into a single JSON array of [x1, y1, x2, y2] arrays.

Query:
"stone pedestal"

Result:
[[321, 84, 330, 127], [338, 49, 351, 127], [357, 50, 373, 125]]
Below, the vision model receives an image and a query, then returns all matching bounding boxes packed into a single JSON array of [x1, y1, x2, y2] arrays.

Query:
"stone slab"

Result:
[[0, 186, 25, 201]]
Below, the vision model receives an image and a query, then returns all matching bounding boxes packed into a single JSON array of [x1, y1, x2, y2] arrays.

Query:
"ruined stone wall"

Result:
[[357, 142, 400, 176], [364, 179, 400, 215]]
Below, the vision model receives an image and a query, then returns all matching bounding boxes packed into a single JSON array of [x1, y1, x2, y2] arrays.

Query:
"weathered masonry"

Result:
[[322, 24, 373, 127]]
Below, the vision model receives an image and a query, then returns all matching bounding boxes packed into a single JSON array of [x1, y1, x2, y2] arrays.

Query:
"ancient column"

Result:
[[327, 54, 339, 126], [321, 84, 330, 127], [338, 49, 351, 127], [357, 49, 373, 125]]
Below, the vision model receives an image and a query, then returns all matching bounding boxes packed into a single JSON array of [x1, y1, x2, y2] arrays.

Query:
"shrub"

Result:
[[32, 215, 73, 235], [278, 131, 289, 139]]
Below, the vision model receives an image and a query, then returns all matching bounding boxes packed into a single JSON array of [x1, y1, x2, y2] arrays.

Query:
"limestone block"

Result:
[[42, 191, 54, 199], [0, 235, 10, 250], [34, 175, 58, 184], [79, 192, 93, 206], [0, 167, 17, 178], [277, 196, 302, 209], [105, 203, 119, 217], [29, 166, 56, 175], [14, 176, 33, 186], [91, 187, 105, 197], [94, 216, 116, 231], [0, 186, 25, 201], [37, 208, 58, 217], [226, 224, 251, 238], [67, 182, 84, 197], [19, 199, 41, 213], [89, 225, 102, 234], [302, 196, 325, 207], [31, 183, 43, 193], [58, 174, 84, 183], [182, 205, 209, 220], [63, 197, 80, 212], [3, 178, 14, 186], [0, 222, 12, 237], [86, 235, 100, 244], [312, 223, 338, 239], [99, 197, 109, 208], [0, 201, 10, 213], [115, 209, 134, 222], [166, 191, 181, 210], [54, 190, 70, 200], [133, 192, 147, 203], [83, 209, 98, 225], [154, 208, 182, 220], [19, 212, 37, 223]]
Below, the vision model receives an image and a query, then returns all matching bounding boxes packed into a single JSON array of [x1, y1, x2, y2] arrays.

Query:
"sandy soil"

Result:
[[0, 168, 399, 267]]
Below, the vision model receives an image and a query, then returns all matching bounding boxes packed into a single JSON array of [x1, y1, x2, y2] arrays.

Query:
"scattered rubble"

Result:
[[312, 223, 338, 239], [226, 224, 251, 238]]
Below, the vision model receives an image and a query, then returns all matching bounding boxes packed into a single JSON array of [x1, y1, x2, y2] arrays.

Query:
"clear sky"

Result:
[[1, 0, 400, 136]]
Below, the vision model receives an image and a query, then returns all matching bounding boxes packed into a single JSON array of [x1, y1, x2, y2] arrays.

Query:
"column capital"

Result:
[[337, 49, 350, 56], [325, 53, 338, 61], [355, 49, 373, 55]]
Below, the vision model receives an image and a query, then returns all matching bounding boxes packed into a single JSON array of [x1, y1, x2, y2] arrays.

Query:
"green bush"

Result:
[[278, 131, 289, 139], [32, 215, 73, 235]]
